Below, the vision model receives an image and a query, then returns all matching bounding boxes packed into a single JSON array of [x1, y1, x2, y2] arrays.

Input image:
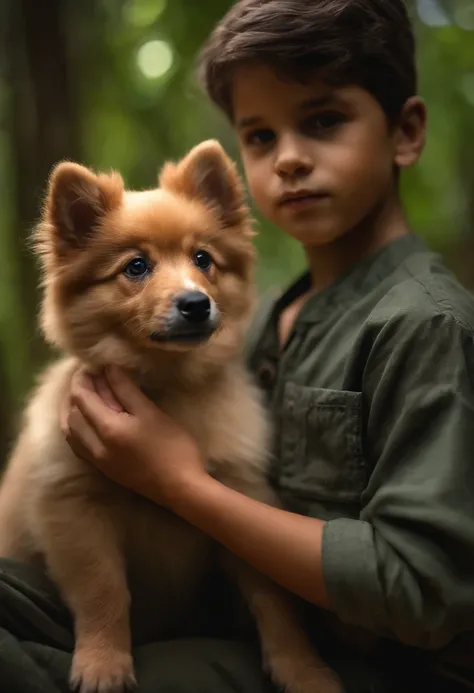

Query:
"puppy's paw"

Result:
[[283, 666, 344, 693], [70, 646, 136, 693], [265, 652, 344, 693]]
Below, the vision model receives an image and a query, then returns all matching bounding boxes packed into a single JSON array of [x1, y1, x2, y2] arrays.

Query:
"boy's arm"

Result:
[[170, 473, 331, 609]]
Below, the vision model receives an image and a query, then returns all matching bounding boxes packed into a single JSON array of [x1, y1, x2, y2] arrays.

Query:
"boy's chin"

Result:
[[282, 222, 348, 248]]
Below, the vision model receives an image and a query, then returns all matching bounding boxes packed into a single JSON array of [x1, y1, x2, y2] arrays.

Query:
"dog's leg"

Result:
[[217, 474, 343, 692], [226, 555, 344, 693], [39, 496, 135, 693]]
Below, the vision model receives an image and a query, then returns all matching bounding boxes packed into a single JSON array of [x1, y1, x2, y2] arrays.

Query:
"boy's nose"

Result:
[[275, 154, 313, 179], [274, 136, 313, 180]]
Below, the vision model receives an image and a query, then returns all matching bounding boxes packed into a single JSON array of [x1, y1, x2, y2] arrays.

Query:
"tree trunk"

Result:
[[6, 0, 81, 370]]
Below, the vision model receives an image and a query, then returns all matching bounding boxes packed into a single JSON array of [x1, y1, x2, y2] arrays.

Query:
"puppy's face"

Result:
[[35, 141, 256, 371]]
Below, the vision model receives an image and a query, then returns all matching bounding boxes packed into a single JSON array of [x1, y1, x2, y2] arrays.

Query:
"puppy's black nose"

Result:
[[177, 291, 211, 323]]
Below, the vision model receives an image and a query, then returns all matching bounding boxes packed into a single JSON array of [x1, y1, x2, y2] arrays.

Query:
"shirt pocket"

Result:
[[277, 382, 367, 504]]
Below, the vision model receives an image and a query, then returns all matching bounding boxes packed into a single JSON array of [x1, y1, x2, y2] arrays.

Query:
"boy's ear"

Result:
[[159, 140, 248, 228], [43, 161, 124, 255], [393, 96, 427, 169]]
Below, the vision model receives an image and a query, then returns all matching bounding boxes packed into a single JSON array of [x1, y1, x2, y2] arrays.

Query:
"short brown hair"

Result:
[[198, 0, 417, 123]]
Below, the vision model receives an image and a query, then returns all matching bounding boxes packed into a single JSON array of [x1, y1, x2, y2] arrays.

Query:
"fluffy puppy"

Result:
[[0, 140, 341, 693]]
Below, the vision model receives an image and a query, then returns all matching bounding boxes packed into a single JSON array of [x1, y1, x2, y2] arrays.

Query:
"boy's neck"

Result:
[[304, 197, 411, 293]]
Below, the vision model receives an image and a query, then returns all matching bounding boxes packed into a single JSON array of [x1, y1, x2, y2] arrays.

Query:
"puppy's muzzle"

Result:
[[150, 291, 220, 344]]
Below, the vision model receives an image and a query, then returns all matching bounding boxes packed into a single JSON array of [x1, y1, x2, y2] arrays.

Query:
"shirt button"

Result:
[[257, 360, 277, 389]]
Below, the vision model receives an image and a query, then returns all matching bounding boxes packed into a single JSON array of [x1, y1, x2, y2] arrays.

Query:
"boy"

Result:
[[2, 1, 474, 692]]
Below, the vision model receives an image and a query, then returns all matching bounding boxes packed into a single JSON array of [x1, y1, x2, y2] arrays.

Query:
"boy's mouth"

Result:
[[277, 190, 330, 209]]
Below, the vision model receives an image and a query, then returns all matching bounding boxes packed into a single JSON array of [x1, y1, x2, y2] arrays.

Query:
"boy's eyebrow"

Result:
[[236, 94, 340, 130], [236, 115, 264, 130], [300, 95, 338, 110]]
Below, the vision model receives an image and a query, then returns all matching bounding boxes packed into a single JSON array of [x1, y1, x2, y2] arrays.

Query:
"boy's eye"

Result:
[[306, 111, 346, 134], [245, 128, 275, 147], [123, 255, 151, 279], [194, 249, 213, 272]]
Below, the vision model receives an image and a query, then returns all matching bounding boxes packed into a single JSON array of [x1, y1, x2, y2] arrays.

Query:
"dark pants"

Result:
[[0, 557, 275, 693], [0, 557, 471, 693]]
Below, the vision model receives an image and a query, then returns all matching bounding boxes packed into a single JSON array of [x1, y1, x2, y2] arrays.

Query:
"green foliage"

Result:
[[0, 0, 473, 430]]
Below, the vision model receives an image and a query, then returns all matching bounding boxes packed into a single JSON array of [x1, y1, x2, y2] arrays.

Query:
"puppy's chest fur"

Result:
[[1, 357, 273, 634]]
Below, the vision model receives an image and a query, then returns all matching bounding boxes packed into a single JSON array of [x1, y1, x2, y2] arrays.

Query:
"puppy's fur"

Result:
[[0, 141, 341, 693]]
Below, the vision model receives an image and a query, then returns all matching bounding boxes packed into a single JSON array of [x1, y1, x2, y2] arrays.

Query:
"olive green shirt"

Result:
[[246, 233, 474, 690]]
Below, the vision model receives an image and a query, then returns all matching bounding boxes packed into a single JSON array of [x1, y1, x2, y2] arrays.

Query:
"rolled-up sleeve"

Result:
[[322, 309, 474, 649]]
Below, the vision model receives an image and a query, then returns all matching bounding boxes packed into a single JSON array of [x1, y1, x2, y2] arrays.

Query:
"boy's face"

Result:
[[233, 64, 423, 247]]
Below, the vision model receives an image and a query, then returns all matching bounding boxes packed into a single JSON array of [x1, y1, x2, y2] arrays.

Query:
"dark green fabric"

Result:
[[0, 558, 276, 693], [0, 554, 470, 693], [246, 233, 474, 690]]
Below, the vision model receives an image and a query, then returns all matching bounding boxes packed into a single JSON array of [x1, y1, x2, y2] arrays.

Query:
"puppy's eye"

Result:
[[123, 256, 150, 279], [194, 249, 213, 272]]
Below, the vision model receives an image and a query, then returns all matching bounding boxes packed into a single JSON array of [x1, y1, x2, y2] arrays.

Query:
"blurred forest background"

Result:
[[0, 0, 473, 462]]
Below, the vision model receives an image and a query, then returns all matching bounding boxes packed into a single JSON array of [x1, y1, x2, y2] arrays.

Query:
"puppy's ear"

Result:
[[159, 140, 249, 229], [42, 162, 124, 255]]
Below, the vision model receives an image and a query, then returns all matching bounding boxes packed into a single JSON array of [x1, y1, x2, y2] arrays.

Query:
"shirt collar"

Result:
[[271, 233, 428, 324]]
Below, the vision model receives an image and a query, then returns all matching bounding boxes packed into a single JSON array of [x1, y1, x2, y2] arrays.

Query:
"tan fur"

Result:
[[0, 140, 341, 693]]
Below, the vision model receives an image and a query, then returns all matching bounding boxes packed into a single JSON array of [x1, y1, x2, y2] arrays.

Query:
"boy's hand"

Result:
[[60, 365, 206, 506]]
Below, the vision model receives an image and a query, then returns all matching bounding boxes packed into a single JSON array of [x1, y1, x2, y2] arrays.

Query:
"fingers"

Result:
[[66, 405, 106, 463], [60, 369, 90, 436], [73, 368, 97, 394], [94, 373, 124, 413], [104, 365, 151, 416], [70, 370, 123, 438], [59, 392, 72, 437]]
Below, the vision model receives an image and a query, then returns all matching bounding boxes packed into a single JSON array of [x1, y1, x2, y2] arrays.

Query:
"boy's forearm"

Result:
[[167, 473, 331, 610]]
